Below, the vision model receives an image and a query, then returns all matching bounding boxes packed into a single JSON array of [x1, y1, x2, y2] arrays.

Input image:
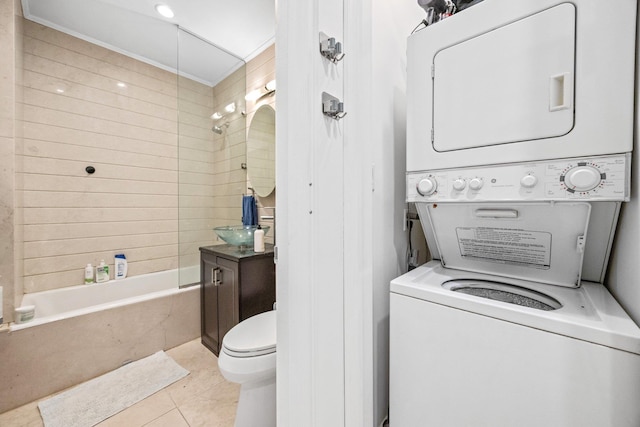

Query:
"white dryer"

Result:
[[390, 261, 640, 427], [406, 0, 637, 172]]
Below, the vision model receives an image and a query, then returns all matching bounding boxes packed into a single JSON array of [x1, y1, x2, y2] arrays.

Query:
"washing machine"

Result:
[[390, 261, 640, 427], [390, 158, 640, 426]]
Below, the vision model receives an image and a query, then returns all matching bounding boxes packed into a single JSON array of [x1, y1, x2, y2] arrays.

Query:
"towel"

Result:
[[242, 195, 258, 226]]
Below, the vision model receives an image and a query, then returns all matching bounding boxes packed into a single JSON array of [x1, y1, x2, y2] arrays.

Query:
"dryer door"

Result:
[[433, 3, 575, 152]]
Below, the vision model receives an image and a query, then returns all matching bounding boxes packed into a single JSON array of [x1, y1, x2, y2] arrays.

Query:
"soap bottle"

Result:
[[114, 254, 128, 280], [84, 264, 94, 284], [254, 225, 265, 253], [96, 260, 109, 283]]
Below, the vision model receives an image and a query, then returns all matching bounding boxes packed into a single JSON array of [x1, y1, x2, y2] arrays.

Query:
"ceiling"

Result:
[[21, 0, 276, 86]]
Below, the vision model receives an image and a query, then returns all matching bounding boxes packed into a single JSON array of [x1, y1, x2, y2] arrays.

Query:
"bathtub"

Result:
[[0, 267, 201, 413], [11, 267, 198, 331]]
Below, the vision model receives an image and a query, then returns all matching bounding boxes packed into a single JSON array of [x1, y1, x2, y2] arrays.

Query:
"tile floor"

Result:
[[0, 339, 239, 427]]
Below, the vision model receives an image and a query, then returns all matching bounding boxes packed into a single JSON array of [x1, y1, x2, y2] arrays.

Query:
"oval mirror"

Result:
[[247, 105, 276, 197]]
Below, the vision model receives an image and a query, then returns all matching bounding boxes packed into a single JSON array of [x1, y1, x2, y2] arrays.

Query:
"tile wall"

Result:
[[16, 21, 249, 293], [1, 10, 272, 317], [0, 0, 23, 324], [179, 66, 248, 271], [19, 20, 181, 293]]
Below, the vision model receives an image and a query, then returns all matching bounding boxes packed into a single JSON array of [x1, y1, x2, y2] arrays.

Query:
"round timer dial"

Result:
[[562, 166, 602, 192]]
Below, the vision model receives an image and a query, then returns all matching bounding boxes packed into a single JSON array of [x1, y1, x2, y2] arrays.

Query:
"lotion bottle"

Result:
[[96, 260, 109, 283], [114, 254, 128, 280], [254, 225, 265, 253], [84, 264, 94, 284]]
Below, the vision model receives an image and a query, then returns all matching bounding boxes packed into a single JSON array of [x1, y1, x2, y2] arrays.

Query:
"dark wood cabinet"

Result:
[[199, 244, 276, 356]]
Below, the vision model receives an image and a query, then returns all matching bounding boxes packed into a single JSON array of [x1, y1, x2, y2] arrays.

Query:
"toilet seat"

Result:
[[222, 310, 276, 358]]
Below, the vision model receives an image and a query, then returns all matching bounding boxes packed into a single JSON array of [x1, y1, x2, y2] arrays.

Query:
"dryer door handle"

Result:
[[549, 72, 573, 111]]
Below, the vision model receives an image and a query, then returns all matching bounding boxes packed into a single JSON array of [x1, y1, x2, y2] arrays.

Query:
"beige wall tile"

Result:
[[0, 0, 20, 322], [10, 18, 254, 295]]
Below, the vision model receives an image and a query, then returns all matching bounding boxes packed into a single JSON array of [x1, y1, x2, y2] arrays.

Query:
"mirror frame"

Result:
[[246, 104, 276, 197]]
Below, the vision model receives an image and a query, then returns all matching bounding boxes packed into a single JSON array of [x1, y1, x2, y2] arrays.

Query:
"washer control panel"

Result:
[[407, 154, 630, 202]]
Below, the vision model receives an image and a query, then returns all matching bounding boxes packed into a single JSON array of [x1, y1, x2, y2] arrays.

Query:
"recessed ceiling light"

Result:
[[117, 82, 127, 88], [155, 4, 174, 18]]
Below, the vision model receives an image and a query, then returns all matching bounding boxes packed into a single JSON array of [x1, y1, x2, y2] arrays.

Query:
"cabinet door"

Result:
[[238, 255, 276, 320], [201, 256, 220, 354], [216, 257, 239, 346]]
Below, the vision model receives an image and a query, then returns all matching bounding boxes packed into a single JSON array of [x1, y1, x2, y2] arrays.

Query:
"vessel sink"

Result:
[[214, 225, 270, 247]]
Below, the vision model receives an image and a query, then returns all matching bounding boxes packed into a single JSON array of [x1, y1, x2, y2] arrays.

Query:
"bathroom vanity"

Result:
[[199, 244, 276, 356]]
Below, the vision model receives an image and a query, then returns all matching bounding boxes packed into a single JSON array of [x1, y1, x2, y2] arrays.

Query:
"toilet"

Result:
[[218, 310, 276, 427]]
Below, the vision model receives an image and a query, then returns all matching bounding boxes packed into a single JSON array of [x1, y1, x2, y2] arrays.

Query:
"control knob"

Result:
[[520, 175, 538, 189], [469, 178, 484, 191], [452, 179, 466, 191], [563, 166, 602, 192], [417, 176, 437, 196]]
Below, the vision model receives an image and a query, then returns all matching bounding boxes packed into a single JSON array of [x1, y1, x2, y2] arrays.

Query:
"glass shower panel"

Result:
[[177, 29, 246, 286], [18, 10, 179, 292]]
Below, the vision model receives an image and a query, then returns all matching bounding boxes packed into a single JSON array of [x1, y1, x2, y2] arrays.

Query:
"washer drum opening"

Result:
[[442, 279, 562, 311]]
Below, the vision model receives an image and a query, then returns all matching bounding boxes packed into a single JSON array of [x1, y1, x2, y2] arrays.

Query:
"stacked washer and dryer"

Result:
[[390, 0, 640, 426]]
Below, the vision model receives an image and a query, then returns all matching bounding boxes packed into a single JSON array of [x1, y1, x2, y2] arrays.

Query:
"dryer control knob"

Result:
[[520, 175, 538, 188], [417, 177, 437, 196], [452, 179, 466, 191], [564, 166, 601, 192], [469, 178, 484, 191]]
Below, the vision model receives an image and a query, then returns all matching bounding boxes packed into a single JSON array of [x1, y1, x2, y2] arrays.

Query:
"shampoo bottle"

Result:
[[254, 225, 265, 253], [96, 260, 109, 283], [84, 264, 94, 284], [114, 254, 128, 280]]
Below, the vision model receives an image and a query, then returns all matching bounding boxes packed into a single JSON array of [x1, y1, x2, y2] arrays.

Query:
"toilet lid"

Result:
[[222, 310, 276, 357]]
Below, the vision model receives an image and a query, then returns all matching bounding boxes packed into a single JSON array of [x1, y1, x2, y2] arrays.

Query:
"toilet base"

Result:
[[234, 376, 276, 427]]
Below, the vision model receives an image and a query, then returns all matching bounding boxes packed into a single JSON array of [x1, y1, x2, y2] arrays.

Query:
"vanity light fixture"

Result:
[[265, 79, 276, 92], [211, 102, 238, 121], [244, 80, 277, 102], [155, 4, 175, 18], [225, 102, 236, 113]]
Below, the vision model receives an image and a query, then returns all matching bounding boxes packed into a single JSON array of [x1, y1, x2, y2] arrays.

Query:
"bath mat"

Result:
[[38, 351, 189, 427]]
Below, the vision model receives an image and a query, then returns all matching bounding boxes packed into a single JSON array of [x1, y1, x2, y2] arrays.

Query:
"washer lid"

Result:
[[222, 310, 276, 357], [423, 202, 591, 287]]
